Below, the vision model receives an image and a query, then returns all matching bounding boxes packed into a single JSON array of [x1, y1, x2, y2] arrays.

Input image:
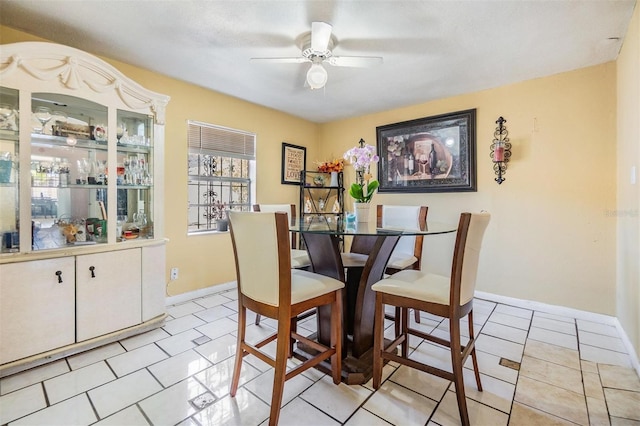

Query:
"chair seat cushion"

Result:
[[372, 269, 468, 305], [291, 249, 311, 268], [387, 254, 418, 270], [341, 252, 368, 268], [341, 252, 417, 270], [291, 269, 345, 305]]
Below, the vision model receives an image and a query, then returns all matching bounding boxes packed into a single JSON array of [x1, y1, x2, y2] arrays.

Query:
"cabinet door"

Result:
[[76, 249, 142, 341], [141, 244, 166, 321], [0, 258, 75, 364]]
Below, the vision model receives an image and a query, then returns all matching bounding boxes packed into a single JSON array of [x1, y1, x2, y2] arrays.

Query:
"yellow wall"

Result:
[[616, 4, 640, 356], [0, 26, 318, 296], [320, 63, 618, 316]]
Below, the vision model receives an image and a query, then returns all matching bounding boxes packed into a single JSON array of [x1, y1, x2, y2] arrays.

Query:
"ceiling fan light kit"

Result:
[[306, 63, 328, 89]]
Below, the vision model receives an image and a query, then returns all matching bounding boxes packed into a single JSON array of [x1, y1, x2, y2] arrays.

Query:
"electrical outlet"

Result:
[[170, 267, 179, 280]]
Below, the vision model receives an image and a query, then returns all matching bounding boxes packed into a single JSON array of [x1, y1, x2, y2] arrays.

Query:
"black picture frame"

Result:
[[281, 142, 306, 185], [376, 109, 476, 193]]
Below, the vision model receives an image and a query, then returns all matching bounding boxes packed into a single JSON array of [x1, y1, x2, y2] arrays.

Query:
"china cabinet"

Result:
[[0, 42, 170, 375]]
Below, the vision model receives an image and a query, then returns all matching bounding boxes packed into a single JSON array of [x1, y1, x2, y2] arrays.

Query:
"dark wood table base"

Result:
[[294, 334, 395, 385], [299, 232, 401, 384]]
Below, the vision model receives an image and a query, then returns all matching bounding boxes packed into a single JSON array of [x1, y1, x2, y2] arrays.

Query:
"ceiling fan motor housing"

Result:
[[300, 32, 336, 61]]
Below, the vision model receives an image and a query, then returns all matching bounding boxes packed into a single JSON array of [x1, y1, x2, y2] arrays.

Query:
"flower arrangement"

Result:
[[317, 158, 344, 173], [343, 139, 380, 203]]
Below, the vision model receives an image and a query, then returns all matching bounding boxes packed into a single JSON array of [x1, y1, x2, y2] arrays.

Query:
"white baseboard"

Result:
[[165, 281, 236, 306], [475, 290, 640, 377]]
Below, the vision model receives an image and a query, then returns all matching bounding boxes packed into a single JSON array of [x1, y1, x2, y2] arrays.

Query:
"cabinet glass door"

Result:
[[31, 93, 108, 250], [116, 110, 153, 241], [0, 87, 19, 253]]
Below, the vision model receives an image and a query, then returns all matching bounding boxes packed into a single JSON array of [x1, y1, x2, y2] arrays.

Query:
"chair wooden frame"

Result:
[[372, 212, 489, 426], [229, 211, 343, 426]]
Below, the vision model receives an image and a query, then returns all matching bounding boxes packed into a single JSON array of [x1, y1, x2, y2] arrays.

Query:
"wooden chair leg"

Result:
[[289, 317, 297, 358], [269, 317, 291, 426], [394, 306, 401, 337], [450, 318, 470, 426], [255, 313, 261, 325], [372, 293, 385, 389], [230, 305, 247, 396], [413, 308, 421, 323], [468, 311, 483, 391], [401, 307, 409, 357], [331, 290, 342, 384]]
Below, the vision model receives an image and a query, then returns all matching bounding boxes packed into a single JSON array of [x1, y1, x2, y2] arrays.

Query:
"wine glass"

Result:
[[34, 106, 52, 134], [418, 154, 429, 176], [116, 122, 125, 144]]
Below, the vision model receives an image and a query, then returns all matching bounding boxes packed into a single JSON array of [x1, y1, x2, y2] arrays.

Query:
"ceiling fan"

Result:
[[250, 22, 383, 90]]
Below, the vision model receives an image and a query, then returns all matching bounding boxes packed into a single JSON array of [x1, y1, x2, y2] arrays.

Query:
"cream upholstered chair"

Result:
[[228, 211, 343, 426], [342, 205, 428, 326], [253, 204, 310, 269], [253, 204, 311, 326], [371, 212, 490, 426]]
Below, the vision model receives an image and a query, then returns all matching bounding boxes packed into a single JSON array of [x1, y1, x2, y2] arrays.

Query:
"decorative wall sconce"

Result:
[[490, 116, 511, 184]]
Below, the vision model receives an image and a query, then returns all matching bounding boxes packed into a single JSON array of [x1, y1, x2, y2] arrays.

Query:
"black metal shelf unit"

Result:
[[299, 171, 344, 222]]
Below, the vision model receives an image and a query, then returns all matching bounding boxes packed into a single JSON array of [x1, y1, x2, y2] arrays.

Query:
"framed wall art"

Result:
[[376, 109, 476, 193], [281, 142, 306, 185]]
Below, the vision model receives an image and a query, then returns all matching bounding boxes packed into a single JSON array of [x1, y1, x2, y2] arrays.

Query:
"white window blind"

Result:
[[188, 121, 255, 160]]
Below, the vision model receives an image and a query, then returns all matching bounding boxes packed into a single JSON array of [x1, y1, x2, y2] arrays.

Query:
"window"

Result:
[[187, 121, 255, 233]]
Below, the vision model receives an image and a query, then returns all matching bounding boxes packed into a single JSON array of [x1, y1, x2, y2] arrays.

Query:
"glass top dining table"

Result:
[[289, 217, 457, 236], [289, 216, 458, 384]]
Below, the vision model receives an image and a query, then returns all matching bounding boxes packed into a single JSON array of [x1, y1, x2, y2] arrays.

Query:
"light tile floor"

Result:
[[1, 288, 639, 425]]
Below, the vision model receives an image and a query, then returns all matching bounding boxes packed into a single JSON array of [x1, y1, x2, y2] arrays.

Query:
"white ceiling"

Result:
[[0, 0, 636, 123]]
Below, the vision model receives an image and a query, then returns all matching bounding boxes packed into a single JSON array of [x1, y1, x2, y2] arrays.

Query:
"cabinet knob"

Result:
[[55, 270, 63, 283], [89, 266, 95, 278]]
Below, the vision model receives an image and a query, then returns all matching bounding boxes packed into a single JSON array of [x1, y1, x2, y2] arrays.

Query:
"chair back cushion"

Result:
[[228, 211, 290, 306], [380, 205, 422, 257], [254, 204, 294, 218], [457, 212, 491, 305], [255, 204, 299, 248]]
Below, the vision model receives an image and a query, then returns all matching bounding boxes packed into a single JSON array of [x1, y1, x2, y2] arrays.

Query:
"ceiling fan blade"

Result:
[[311, 21, 332, 52], [250, 57, 309, 64], [327, 56, 383, 67]]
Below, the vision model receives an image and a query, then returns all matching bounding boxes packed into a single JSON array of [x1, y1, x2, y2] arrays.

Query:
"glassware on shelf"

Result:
[[133, 210, 147, 228], [0, 103, 16, 130], [116, 215, 127, 240], [76, 158, 89, 184], [116, 122, 125, 144], [34, 106, 52, 134]]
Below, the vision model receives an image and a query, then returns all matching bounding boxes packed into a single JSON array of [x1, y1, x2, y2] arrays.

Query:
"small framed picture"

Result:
[[281, 142, 306, 185], [376, 109, 477, 193]]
